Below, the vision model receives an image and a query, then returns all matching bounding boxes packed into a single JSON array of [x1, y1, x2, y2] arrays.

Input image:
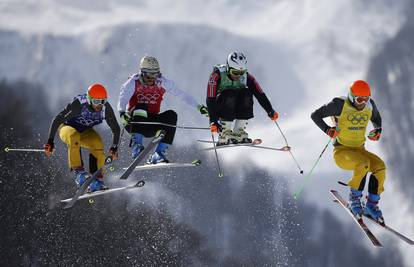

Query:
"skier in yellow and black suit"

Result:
[[311, 80, 385, 223]]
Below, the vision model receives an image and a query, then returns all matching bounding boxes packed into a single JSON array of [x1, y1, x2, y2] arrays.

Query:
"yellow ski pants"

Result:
[[59, 125, 105, 171], [333, 145, 386, 194]]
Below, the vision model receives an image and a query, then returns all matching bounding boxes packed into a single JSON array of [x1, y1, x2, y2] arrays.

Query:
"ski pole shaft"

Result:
[[293, 138, 332, 200], [130, 121, 209, 130], [211, 133, 224, 178], [4, 147, 44, 153], [274, 121, 304, 174]]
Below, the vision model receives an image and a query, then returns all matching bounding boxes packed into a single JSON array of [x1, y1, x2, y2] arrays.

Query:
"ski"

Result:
[[362, 214, 414, 245], [62, 156, 113, 209], [330, 190, 383, 247], [202, 143, 290, 152], [61, 180, 145, 203], [197, 138, 262, 145], [124, 159, 202, 171], [119, 130, 165, 180]]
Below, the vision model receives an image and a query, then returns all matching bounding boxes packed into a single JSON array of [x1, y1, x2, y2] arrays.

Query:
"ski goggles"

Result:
[[142, 70, 160, 79], [354, 96, 370, 104], [229, 68, 246, 76], [90, 98, 107, 105]]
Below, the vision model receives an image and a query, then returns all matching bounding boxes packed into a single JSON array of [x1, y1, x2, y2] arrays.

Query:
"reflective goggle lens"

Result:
[[142, 71, 160, 79], [229, 68, 246, 76], [91, 98, 107, 105], [355, 96, 370, 104]]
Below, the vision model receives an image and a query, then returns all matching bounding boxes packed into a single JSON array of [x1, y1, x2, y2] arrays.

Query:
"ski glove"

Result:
[[44, 138, 54, 156], [269, 110, 279, 121], [120, 111, 131, 127], [109, 145, 118, 160], [326, 127, 340, 138], [210, 121, 222, 133], [368, 128, 382, 141], [197, 105, 209, 117]]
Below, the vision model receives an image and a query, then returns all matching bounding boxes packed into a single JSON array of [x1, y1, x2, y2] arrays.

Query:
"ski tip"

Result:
[[337, 181, 348, 187], [192, 159, 202, 165], [252, 139, 262, 145], [282, 146, 291, 152], [4, 147, 9, 152]]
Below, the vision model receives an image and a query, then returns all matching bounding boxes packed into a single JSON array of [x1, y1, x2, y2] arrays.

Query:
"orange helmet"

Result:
[[348, 80, 371, 104], [87, 83, 107, 105]]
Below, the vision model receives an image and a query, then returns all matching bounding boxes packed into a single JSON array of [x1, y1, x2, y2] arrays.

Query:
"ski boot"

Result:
[[217, 129, 234, 146], [364, 193, 384, 224], [348, 189, 363, 218], [233, 120, 252, 143], [233, 128, 252, 144], [74, 168, 90, 187], [87, 172, 108, 193], [147, 142, 169, 164], [87, 179, 108, 192], [131, 133, 144, 159]]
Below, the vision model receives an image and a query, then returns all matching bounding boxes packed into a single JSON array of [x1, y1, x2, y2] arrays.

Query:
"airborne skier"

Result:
[[206, 52, 279, 145], [44, 84, 120, 192], [311, 80, 385, 223], [118, 56, 207, 163]]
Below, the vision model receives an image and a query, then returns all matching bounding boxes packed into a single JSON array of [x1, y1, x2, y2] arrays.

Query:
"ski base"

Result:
[[119, 130, 165, 180], [202, 143, 289, 152], [124, 160, 202, 171], [61, 180, 145, 203], [363, 214, 414, 245], [330, 190, 383, 247], [198, 138, 262, 145], [62, 156, 113, 209]]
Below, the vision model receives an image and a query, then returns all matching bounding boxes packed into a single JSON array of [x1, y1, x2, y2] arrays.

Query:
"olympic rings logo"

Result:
[[137, 93, 161, 103], [76, 117, 100, 126], [347, 113, 368, 125]]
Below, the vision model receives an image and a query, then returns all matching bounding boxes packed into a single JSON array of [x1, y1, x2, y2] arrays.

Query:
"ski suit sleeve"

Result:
[[162, 77, 199, 109], [206, 69, 221, 123], [369, 99, 382, 129], [311, 98, 344, 133], [118, 76, 136, 114], [247, 73, 275, 116], [47, 99, 82, 141], [104, 102, 121, 146]]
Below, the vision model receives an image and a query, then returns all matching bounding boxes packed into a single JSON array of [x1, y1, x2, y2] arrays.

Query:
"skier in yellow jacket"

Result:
[[311, 80, 385, 223]]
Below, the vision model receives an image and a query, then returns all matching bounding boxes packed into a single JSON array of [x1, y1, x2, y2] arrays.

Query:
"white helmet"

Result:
[[227, 52, 247, 71], [140, 56, 160, 73]]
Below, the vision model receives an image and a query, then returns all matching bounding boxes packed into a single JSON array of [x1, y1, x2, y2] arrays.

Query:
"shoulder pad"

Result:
[[75, 94, 88, 104], [366, 99, 373, 110], [214, 64, 227, 73]]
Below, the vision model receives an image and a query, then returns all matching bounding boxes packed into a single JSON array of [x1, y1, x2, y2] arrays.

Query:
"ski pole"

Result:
[[130, 121, 209, 130], [273, 121, 304, 174], [210, 133, 224, 178], [293, 138, 332, 200], [4, 147, 44, 153]]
